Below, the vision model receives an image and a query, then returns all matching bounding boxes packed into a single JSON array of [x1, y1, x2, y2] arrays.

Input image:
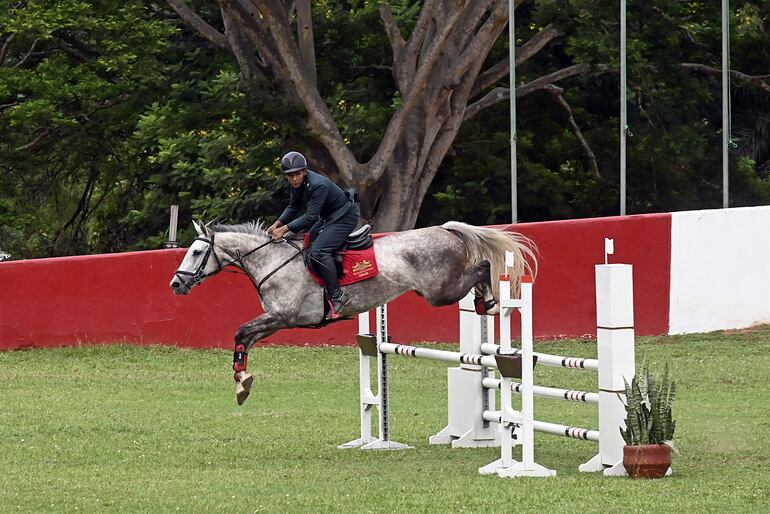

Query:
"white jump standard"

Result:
[[341, 247, 637, 477]]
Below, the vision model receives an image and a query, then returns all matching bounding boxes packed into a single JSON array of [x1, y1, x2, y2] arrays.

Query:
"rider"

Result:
[[267, 151, 360, 319]]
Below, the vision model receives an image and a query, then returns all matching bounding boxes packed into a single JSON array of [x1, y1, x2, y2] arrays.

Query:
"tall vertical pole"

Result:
[[619, 0, 627, 216], [376, 304, 389, 441], [722, 0, 730, 208], [509, 0, 518, 223], [163, 205, 180, 249], [519, 278, 535, 468]]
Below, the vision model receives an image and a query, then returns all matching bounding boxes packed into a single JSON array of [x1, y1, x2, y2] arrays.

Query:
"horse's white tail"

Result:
[[441, 221, 538, 300]]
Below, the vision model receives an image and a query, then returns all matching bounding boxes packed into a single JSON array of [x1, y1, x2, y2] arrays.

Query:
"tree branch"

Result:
[[681, 62, 770, 94], [55, 38, 93, 63], [471, 23, 561, 97], [168, 0, 230, 50], [15, 127, 53, 152], [221, 0, 296, 97], [0, 33, 16, 66], [296, 0, 316, 86], [450, 1, 508, 88], [396, 0, 443, 91], [377, 3, 404, 62], [251, 0, 358, 182], [12, 38, 39, 69], [464, 64, 596, 121], [542, 85, 600, 179], [366, 1, 470, 187], [219, 2, 267, 86]]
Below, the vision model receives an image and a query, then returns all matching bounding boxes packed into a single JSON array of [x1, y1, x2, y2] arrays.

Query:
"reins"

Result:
[[174, 231, 307, 294]]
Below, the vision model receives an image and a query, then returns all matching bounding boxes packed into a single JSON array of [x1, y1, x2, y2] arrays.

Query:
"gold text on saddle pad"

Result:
[[352, 260, 373, 275]]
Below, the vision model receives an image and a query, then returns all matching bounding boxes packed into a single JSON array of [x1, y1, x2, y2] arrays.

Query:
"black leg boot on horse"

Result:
[[472, 261, 499, 315], [233, 343, 253, 405]]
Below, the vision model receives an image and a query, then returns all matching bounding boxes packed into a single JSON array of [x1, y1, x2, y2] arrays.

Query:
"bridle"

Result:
[[173, 232, 304, 294]]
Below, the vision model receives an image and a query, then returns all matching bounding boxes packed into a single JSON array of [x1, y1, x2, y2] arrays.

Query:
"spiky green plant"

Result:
[[620, 357, 677, 445]]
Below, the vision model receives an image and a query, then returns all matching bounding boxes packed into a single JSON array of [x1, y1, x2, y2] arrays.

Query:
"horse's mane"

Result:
[[210, 220, 268, 237]]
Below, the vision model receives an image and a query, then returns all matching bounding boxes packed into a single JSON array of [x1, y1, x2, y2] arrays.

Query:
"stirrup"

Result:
[[327, 292, 351, 320]]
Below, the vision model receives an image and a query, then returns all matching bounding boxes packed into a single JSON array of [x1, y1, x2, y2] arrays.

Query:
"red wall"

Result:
[[0, 214, 670, 350]]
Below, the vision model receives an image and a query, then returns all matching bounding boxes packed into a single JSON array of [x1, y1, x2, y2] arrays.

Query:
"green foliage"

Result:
[[3, 1, 770, 256], [621, 357, 677, 445], [0, 0, 175, 256], [425, 0, 770, 224], [115, 66, 289, 251]]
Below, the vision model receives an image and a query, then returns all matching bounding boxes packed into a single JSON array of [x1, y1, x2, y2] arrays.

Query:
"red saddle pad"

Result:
[[303, 234, 379, 286]]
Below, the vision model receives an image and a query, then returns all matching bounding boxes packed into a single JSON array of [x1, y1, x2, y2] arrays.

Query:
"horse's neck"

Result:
[[217, 232, 297, 277]]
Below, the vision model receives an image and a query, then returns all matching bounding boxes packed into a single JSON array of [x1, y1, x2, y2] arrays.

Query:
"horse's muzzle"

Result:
[[169, 278, 191, 295]]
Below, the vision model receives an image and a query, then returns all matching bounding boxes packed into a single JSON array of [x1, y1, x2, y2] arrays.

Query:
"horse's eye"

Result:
[[193, 250, 202, 257]]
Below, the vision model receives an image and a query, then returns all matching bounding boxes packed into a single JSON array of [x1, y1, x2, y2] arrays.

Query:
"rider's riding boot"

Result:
[[328, 289, 351, 319], [316, 252, 350, 319]]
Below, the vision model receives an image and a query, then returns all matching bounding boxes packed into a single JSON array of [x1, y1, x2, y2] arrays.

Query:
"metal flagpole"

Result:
[[722, 0, 729, 208], [510, 0, 517, 223], [620, 0, 627, 216]]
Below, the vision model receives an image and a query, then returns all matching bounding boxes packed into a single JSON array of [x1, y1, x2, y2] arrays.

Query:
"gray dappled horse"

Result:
[[170, 220, 536, 404]]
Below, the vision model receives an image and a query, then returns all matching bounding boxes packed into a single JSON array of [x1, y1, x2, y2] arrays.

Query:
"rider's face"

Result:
[[285, 169, 307, 188]]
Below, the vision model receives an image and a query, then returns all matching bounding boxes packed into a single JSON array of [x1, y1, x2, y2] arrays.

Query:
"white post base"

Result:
[[427, 426, 454, 445], [479, 459, 556, 477], [602, 460, 627, 476], [429, 427, 500, 448], [338, 437, 378, 449], [578, 452, 605, 472], [360, 439, 413, 450]]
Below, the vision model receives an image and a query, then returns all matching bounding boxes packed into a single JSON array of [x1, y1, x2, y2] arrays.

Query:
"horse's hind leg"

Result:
[[231, 313, 284, 405], [471, 261, 500, 315], [468, 261, 500, 315]]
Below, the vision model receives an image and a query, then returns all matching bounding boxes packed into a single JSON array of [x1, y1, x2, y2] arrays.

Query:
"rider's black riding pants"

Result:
[[309, 209, 359, 295]]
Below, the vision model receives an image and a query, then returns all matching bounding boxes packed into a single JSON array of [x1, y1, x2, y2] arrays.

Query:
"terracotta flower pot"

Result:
[[623, 444, 672, 478]]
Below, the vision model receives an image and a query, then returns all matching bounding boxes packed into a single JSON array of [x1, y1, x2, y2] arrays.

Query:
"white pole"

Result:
[[519, 279, 535, 467], [620, 0, 627, 215], [168, 205, 178, 241], [376, 304, 389, 441], [499, 275, 514, 469], [509, 0, 518, 223], [722, 0, 729, 208], [359, 312, 372, 442]]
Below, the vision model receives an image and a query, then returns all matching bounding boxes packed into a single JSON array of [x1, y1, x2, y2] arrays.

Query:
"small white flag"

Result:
[[604, 238, 615, 264], [605, 238, 615, 255]]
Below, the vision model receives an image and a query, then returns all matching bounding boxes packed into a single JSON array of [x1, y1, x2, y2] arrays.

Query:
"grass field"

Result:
[[1, 328, 770, 513]]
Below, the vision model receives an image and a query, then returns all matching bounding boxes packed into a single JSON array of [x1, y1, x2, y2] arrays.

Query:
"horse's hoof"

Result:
[[235, 372, 253, 405], [487, 303, 500, 316]]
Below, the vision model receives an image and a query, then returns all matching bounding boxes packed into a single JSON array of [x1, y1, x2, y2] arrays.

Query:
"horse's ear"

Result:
[[193, 220, 204, 236], [203, 220, 215, 237]]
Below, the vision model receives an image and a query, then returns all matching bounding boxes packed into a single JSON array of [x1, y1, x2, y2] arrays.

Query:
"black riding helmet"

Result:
[[280, 151, 307, 173]]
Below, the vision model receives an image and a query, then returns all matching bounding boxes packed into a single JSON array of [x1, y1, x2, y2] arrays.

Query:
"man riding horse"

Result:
[[170, 156, 536, 404], [266, 151, 360, 320]]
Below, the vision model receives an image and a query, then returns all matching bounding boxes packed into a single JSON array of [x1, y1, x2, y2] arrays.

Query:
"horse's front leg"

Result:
[[231, 312, 286, 405]]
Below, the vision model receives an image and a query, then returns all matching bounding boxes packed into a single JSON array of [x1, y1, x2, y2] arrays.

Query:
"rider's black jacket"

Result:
[[278, 170, 354, 234]]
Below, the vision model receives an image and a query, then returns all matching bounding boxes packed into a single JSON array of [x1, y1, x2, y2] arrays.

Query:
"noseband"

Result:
[[174, 232, 303, 293], [173, 233, 226, 292]]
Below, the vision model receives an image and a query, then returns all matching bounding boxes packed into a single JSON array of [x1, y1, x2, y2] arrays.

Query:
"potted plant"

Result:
[[620, 358, 676, 478]]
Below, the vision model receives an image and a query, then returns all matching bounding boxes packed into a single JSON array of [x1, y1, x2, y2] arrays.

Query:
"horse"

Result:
[[169, 220, 536, 404]]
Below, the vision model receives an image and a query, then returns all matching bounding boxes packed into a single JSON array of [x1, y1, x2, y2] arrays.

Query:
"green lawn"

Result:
[[1, 329, 769, 513]]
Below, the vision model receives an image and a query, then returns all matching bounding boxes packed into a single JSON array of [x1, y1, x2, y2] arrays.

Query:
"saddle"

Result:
[[337, 224, 373, 251], [303, 224, 379, 287]]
